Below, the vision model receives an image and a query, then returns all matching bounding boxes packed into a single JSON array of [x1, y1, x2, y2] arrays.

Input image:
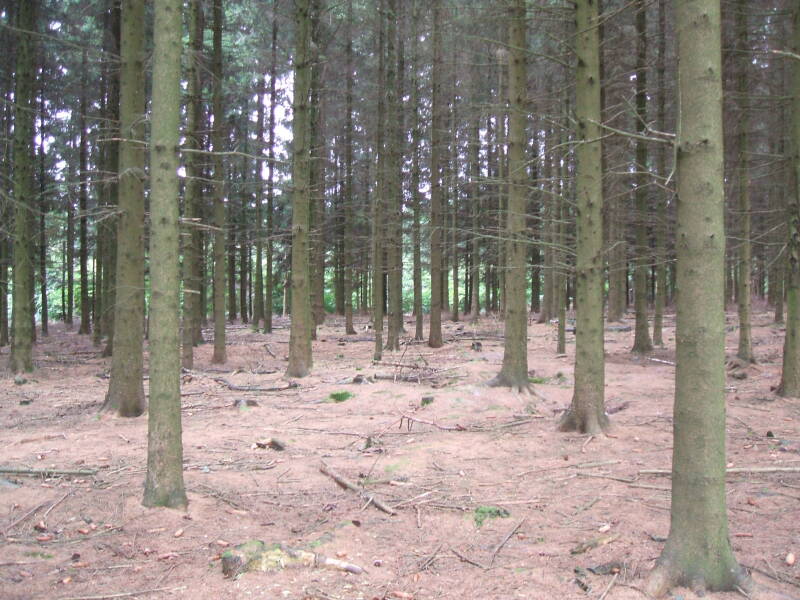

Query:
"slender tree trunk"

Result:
[[211, 0, 227, 363], [652, 0, 668, 346], [385, 0, 402, 352], [9, 0, 37, 373], [489, 0, 529, 393], [286, 0, 314, 378], [372, 1, 386, 361], [343, 0, 356, 336], [645, 0, 752, 594], [103, 0, 146, 415], [253, 77, 266, 331], [265, 17, 278, 334], [38, 95, 48, 337], [143, 0, 188, 509], [181, 0, 203, 369], [410, 0, 423, 340], [779, 5, 800, 399], [469, 115, 481, 320], [428, 0, 443, 349], [735, 0, 753, 363], [631, 0, 653, 354], [559, 0, 608, 433], [78, 49, 91, 335]]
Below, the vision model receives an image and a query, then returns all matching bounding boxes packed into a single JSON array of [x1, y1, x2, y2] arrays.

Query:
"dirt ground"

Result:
[[1, 307, 799, 600]]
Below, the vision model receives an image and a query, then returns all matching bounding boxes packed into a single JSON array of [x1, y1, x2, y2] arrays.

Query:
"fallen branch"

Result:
[[58, 585, 187, 600], [319, 463, 396, 516], [451, 547, 487, 570], [490, 518, 525, 566], [0, 467, 97, 477], [599, 573, 619, 600], [2, 501, 48, 535], [400, 415, 466, 432], [640, 466, 800, 477], [418, 543, 443, 572], [213, 378, 298, 393]]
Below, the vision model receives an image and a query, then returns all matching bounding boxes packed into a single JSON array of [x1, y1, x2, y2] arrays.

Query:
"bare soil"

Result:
[[1, 308, 798, 600]]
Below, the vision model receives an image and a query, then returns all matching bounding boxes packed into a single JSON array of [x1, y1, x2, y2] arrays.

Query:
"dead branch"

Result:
[[213, 378, 298, 393], [58, 585, 187, 600], [0, 467, 97, 477], [319, 463, 397, 516], [489, 518, 525, 566], [400, 415, 466, 432], [640, 466, 800, 477], [451, 547, 487, 570]]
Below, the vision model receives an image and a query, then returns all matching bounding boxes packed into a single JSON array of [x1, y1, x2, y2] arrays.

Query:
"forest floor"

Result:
[[1, 307, 799, 600]]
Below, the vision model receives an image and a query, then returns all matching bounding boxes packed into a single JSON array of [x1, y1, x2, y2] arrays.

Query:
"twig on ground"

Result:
[[489, 518, 525, 566], [2, 501, 48, 535], [58, 585, 187, 600], [640, 466, 800, 476], [599, 573, 619, 600], [319, 463, 397, 516], [400, 415, 466, 432], [43, 490, 74, 520], [213, 378, 298, 393], [0, 467, 97, 477], [451, 547, 486, 570], [418, 543, 443, 571]]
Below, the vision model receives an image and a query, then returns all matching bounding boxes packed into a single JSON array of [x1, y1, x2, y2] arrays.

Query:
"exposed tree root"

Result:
[[644, 558, 755, 598], [557, 407, 609, 435], [486, 373, 532, 394]]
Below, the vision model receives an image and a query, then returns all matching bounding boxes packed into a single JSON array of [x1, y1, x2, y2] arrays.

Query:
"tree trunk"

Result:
[[779, 5, 800, 399], [559, 0, 608, 433], [103, 0, 146, 415], [631, 0, 653, 354], [428, 0, 443, 349], [286, 0, 314, 378], [735, 0, 754, 363], [385, 0, 402, 352], [645, 0, 752, 594], [181, 0, 203, 369], [343, 0, 356, 336], [78, 49, 91, 336], [211, 0, 227, 363], [652, 0, 668, 346], [9, 0, 37, 373], [410, 0, 423, 340], [143, 0, 187, 509], [489, 0, 529, 393], [265, 17, 278, 334]]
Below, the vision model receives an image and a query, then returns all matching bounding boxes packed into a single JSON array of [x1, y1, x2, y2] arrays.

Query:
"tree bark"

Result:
[[779, 5, 800, 398], [343, 0, 356, 336], [645, 0, 752, 593], [9, 0, 37, 373], [211, 0, 227, 364], [489, 0, 529, 393], [559, 0, 608, 433], [428, 0, 443, 349], [143, 0, 187, 509], [286, 0, 314, 378], [103, 0, 146, 415], [181, 0, 203, 369]]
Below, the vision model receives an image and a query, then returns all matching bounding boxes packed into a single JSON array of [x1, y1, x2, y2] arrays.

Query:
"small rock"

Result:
[[14, 375, 27, 385]]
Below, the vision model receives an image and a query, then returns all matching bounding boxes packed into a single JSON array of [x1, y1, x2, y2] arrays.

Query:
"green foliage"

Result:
[[327, 390, 353, 403], [473, 505, 510, 528]]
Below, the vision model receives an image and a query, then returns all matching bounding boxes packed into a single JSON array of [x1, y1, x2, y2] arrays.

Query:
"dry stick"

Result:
[[213, 378, 298, 393], [418, 543, 443, 571], [451, 547, 487, 570], [263, 343, 277, 358], [400, 414, 466, 432], [0, 467, 97, 477], [640, 466, 800, 476], [43, 490, 74, 520], [489, 518, 525, 567], [58, 585, 187, 600], [598, 573, 619, 600], [319, 463, 397, 516], [2, 501, 48, 535]]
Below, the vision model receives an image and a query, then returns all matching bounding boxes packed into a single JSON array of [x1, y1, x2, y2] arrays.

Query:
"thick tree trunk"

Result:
[[559, 0, 608, 433], [103, 0, 145, 415], [286, 0, 314, 378], [645, 0, 752, 594], [143, 0, 187, 509], [9, 0, 37, 373], [489, 0, 529, 393]]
